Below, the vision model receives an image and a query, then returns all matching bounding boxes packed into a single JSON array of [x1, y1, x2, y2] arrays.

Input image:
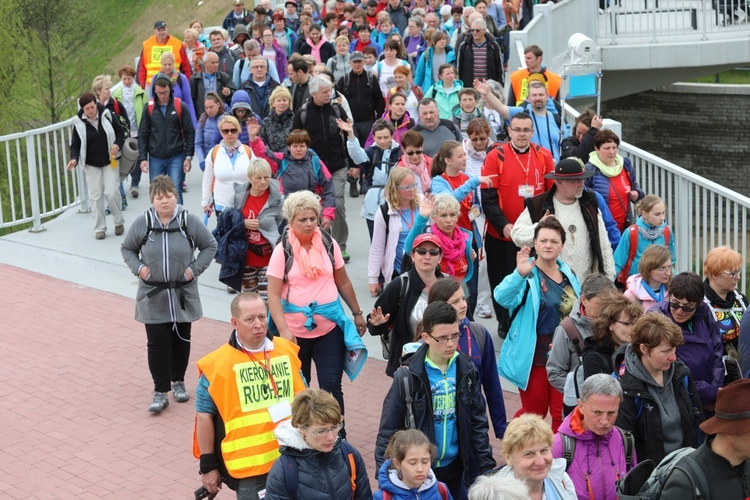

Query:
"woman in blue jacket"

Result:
[[494, 217, 581, 433], [584, 129, 645, 233], [414, 31, 456, 90]]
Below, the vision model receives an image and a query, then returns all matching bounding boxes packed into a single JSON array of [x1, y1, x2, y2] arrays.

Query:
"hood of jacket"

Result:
[[376, 459, 439, 497], [230, 89, 252, 111], [269, 108, 294, 122], [568, 297, 593, 337], [636, 214, 668, 232], [625, 274, 654, 302], [150, 72, 174, 99], [624, 343, 675, 389], [433, 79, 464, 95], [557, 406, 617, 445]]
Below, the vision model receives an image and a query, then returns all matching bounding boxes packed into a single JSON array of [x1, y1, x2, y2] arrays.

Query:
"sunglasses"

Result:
[[397, 183, 418, 190], [405, 150, 423, 156], [414, 248, 441, 256], [220, 128, 238, 134], [470, 28, 483, 32], [669, 301, 696, 313]]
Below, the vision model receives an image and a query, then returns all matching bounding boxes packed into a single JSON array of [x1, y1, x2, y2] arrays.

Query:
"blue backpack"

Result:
[[279, 440, 357, 499]]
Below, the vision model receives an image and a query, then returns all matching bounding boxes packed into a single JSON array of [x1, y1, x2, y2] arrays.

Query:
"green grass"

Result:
[[690, 69, 750, 84]]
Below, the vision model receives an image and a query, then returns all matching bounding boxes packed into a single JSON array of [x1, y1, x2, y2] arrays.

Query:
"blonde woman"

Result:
[[259, 86, 294, 152]]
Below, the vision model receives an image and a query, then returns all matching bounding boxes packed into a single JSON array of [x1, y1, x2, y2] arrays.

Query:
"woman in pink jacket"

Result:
[[368, 167, 418, 296], [624, 244, 672, 312]]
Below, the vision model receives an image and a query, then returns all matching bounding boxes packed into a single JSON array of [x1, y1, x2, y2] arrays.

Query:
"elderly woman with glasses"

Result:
[[201, 115, 261, 219], [703, 246, 748, 359], [615, 313, 704, 464], [652, 271, 724, 411], [494, 217, 580, 433], [266, 389, 372, 499]]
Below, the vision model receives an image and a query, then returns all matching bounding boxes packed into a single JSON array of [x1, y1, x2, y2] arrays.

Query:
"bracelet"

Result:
[[352, 310, 363, 316]]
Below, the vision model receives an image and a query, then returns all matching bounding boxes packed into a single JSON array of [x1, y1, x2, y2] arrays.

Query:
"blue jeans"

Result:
[[296, 325, 346, 417], [149, 154, 185, 204]]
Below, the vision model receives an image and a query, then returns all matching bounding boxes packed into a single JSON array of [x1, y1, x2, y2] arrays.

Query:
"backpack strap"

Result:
[[382, 491, 391, 500], [617, 225, 639, 284], [339, 441, 357, 498], [396, 366, 415, 429], [280, 454, 298, 499], [380, 202, 391, 242], [615, 426, 635, 470], [508, 281, 531, 326], [561, 434, 576, 471], [467, 321, 487, 355], [673, 456, 711, 500], [437, 482, 449, 500], [560, 317, 582, 358]]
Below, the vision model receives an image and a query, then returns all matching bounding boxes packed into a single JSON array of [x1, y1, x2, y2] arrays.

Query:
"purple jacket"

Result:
[[652, 300, 724, 405], [552, 408, 637, 500]]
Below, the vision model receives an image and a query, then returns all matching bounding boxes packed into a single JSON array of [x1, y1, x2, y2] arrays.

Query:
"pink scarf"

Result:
[[430, 223, 468, 276], [397, 155, 432, 192], [288, 227, 326, 278], [306, 35, 328, 63]]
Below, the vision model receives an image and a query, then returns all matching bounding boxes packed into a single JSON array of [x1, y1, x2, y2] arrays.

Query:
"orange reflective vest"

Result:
[[509, 68, 562, 105], [193, 337, 306, 479], [142, 35, 185, 88]]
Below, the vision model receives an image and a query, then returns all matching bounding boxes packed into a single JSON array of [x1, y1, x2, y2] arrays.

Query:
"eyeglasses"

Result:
[[470, 136, 488, 142], [655, 265, 672, 273], [251, 65, 266, 70], [304, 422, 343, 437], [510, 127, 533, 134], [414, 248, 441, 256], [615, 320, 636, 327], [398, 183, 418, 190], [470, 29, 484, 33], [221, 128, 238, 134], [405, 149, 423, 156], [428, 332, 460, 344], [722, 270, 742, 279], [669, 301, 696, 313]]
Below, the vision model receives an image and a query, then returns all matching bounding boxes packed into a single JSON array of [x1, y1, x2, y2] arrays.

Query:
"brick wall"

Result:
[[600, 85, 750, 197]]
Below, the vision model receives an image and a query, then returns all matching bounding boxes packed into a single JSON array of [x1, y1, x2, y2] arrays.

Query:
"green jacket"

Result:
[[425, 79, 464, 120], [112, 83, 147, 131]]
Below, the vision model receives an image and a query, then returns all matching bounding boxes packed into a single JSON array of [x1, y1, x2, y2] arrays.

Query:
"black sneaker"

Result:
[[349, 183, 359, 198]]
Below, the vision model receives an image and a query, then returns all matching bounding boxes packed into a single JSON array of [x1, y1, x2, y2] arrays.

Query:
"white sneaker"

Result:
[[477, 304, 493, 318]]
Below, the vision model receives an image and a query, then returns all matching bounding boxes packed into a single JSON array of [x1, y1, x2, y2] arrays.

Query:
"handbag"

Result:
[[248, 241, 273, 256]]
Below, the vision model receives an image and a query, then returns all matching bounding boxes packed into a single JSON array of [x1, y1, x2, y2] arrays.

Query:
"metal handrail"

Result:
[[0, 118, 85, 232]]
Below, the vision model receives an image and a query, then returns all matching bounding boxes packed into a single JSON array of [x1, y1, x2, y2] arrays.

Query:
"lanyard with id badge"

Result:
[[241, 348, 292, 423], [512, 147, 535, 198]]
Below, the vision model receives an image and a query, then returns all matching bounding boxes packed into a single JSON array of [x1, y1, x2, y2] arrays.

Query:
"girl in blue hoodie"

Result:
[[374, 429, 452, 500], [614, 194, 676, 285]]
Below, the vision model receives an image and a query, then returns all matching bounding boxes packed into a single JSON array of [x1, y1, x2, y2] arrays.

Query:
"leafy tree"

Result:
[[0, 2, 29, 134], [18, 0, 94, 125]]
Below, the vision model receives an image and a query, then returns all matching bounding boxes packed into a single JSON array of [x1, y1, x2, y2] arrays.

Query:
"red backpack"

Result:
[[616, 224, 671, 285]]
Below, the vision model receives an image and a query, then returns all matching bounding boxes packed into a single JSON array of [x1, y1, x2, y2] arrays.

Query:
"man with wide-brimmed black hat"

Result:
[[660, 378, 750, 498], [511, 157, 616, 282]]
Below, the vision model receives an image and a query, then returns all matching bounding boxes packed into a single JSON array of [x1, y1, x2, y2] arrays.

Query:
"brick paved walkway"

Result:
[[2, 263, 519, 499]]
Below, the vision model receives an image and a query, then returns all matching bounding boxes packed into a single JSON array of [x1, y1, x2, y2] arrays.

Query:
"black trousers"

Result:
[[145, 322, 192, 393], [485, 234, 520, 334], [434, 456, 467, 500]]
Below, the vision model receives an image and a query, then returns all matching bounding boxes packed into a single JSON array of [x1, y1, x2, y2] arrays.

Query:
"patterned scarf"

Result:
[[430, 223, 468, 276]]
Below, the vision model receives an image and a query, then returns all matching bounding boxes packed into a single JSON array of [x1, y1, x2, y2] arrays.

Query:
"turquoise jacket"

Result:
[[424, 79, 464, 120], [269, 298, 368, 381], [493, 260, 580, 390], [430, 174, 483, 248], [613, 217, 676, 277], [404, 213, 474, 284], [414, 46, 456, 90]]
